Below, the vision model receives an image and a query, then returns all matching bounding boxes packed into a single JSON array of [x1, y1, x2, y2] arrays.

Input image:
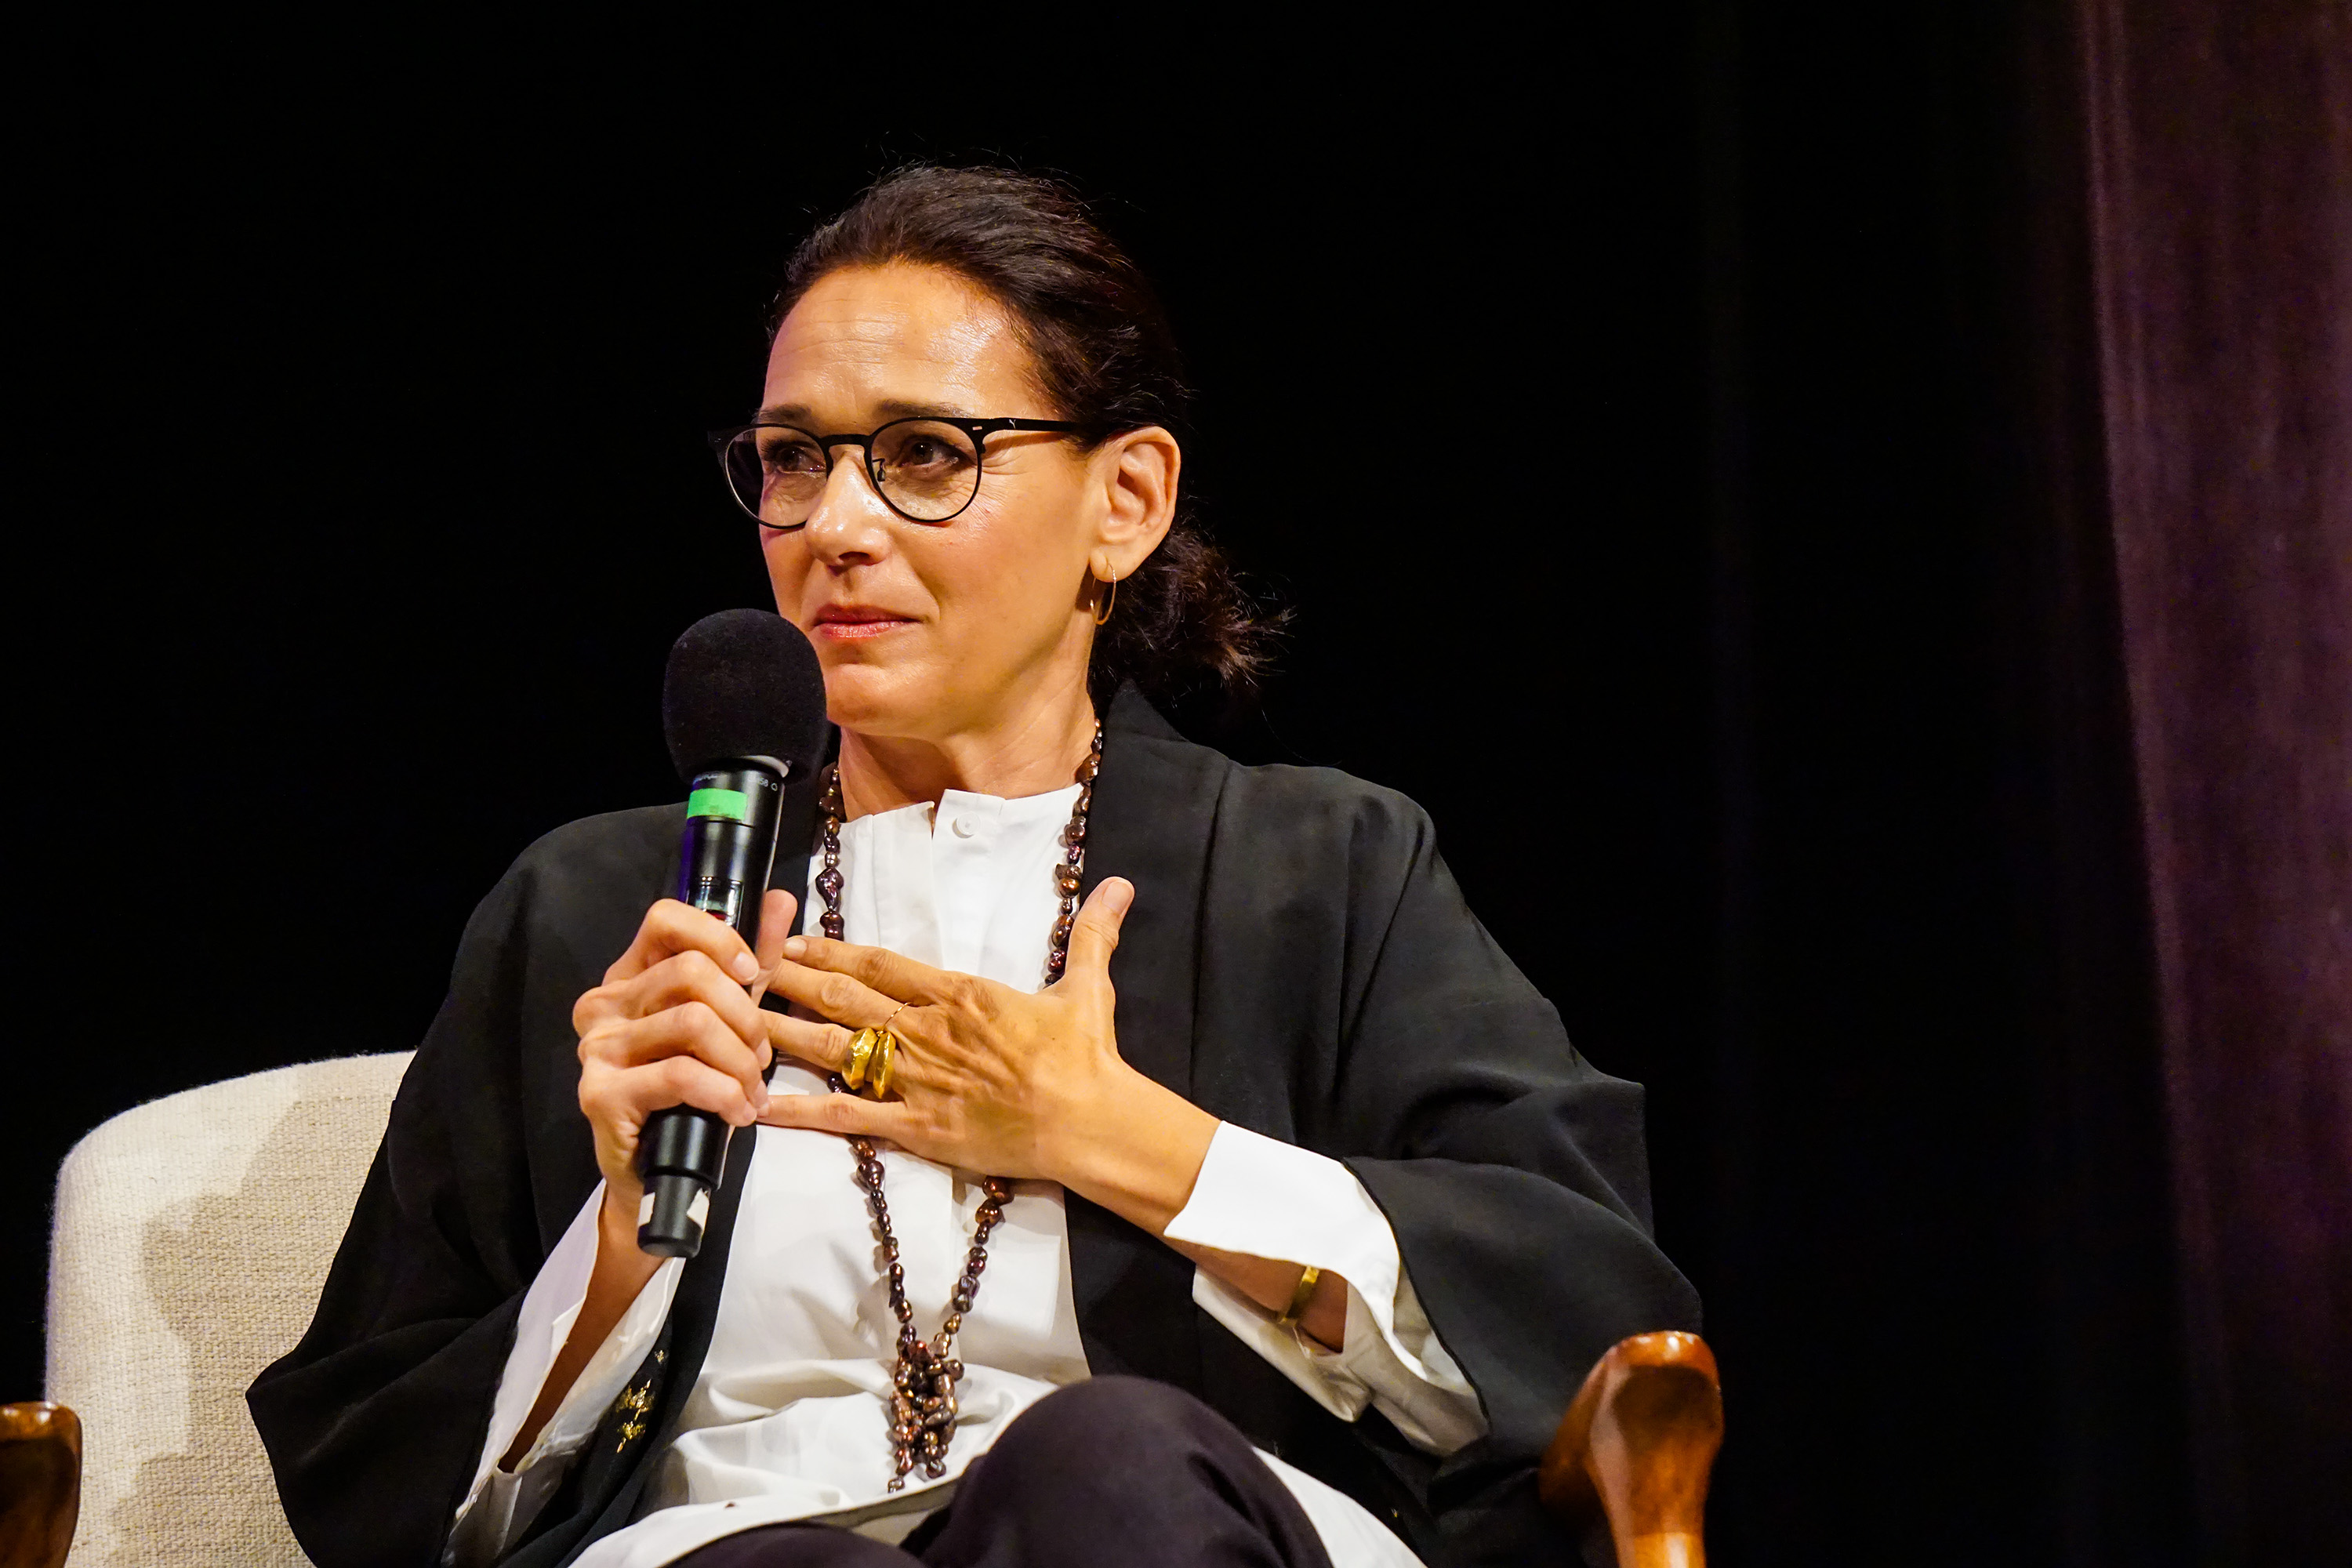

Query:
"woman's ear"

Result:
[[1094, 426, 1179, 579]]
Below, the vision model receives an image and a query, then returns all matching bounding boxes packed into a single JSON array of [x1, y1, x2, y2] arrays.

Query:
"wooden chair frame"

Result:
[[0, 1403, 77, 1568]]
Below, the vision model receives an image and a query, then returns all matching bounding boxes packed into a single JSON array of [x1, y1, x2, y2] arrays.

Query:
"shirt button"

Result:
[[951, 816, 976, 838]]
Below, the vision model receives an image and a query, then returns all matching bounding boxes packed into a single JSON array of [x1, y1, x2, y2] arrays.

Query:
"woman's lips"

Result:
[[813, 608, 916, 641]]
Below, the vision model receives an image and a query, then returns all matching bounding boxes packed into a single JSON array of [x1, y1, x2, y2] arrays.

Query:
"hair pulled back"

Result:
[[771, 164, 1278, 703]]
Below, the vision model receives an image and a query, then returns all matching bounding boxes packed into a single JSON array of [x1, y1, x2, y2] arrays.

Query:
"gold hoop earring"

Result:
[[1093, 572, 1119, 626]]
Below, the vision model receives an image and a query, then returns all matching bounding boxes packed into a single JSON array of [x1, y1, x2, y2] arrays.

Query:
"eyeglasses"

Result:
[[710, 416, 1090, 530]]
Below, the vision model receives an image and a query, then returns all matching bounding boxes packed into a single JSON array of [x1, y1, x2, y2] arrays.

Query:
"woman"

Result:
[[249, 165, 1697, 1568]]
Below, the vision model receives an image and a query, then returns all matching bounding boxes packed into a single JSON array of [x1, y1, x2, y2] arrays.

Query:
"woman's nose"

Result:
[[801, 459, 893, 565]]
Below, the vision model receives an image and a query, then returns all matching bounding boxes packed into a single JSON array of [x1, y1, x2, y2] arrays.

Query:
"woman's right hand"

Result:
[[502, 891, 797, 1468], [573, 890, 797, 1236]]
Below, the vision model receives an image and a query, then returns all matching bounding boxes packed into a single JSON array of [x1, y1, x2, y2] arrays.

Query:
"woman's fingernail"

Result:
[[730, 952, 760, 982], [784, 936, 808, 959], [756, 1085, 771, 1114]]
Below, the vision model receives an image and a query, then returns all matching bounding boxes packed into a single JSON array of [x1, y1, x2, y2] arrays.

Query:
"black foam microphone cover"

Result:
[[662, 607, 832, 786], [638, 608, 829, 1257]]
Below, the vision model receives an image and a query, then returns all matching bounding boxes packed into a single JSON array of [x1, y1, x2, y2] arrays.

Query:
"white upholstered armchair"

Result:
[[28, 1052, 413, 1567]]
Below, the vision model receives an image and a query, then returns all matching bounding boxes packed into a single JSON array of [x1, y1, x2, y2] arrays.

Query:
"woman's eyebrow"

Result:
[[874, 397, 978, 420], [755, 397, 980, 426]]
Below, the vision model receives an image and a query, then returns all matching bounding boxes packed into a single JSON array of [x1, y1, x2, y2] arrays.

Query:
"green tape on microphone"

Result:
[[686, 787, 753, 822]]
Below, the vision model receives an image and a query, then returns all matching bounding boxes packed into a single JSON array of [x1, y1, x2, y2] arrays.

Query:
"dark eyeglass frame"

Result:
[[708, 416, 1093, 529]]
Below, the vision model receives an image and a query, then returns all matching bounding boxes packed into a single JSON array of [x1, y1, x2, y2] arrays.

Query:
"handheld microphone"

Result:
[[637, 608, 829, 1258]]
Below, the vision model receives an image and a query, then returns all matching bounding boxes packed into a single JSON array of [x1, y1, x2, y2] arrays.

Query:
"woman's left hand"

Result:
[[755, 877, 1218, 1222]]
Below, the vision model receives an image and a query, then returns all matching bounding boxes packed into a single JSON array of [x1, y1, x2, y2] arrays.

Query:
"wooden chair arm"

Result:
[[1538, 1331, 1722, 1568], [0, 1403, 79, 1568]]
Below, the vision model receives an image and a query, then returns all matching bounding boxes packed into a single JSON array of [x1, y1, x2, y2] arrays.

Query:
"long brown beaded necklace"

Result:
[[814, 721, 1102, 1489]]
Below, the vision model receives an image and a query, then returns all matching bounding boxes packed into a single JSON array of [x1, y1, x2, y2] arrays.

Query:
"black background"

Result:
[[8, 11, 2194, 1564]]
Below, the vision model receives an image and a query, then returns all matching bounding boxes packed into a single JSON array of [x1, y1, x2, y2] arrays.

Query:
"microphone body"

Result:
[[635, 759, 789, 1257], [633, 606, 828, 1258]]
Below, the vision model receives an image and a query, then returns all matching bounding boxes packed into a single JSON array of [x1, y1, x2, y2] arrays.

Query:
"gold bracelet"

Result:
[[1274, 1265, 1321, 1330]]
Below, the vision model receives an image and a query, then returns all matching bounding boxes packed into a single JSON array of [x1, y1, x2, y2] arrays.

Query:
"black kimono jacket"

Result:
[[249, 688, 1699, 1568]]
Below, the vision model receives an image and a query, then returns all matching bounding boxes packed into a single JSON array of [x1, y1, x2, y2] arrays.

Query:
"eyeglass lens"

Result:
[[724, 420, 983, 527]]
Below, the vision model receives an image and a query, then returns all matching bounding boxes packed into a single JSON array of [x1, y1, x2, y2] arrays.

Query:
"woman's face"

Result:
[[758, 263, 1157, 743]]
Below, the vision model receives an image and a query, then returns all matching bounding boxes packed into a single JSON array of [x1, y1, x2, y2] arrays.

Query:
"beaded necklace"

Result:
[[815, 722, 1103, 1488]]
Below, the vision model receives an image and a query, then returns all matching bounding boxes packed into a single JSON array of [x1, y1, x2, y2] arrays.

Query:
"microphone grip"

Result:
[[637, 1106, 729, 1257]]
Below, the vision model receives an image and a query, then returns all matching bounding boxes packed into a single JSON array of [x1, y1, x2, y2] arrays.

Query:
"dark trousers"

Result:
[[672, 1377, 1335, 1568]]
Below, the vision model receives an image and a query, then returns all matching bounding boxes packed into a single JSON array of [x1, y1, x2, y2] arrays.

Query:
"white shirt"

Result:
[[448, 785, 1484, 1567]]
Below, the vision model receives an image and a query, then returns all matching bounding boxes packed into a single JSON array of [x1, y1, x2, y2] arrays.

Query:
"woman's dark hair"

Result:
[[771, 164, 1279, 704]]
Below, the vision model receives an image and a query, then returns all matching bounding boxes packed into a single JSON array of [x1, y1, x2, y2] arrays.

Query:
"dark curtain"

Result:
[[1693, 5, 2193, 1559], [2081, 2, 2352, 1558], [1695, 2, 2347, 1562]]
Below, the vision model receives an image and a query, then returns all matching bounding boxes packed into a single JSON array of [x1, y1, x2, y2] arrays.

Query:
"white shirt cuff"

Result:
[[444, 1183, 684, 1566], [1163, 1123, 1486, 1456]]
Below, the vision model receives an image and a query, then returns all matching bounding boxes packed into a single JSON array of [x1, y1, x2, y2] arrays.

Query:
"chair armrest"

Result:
[[0, 1402, 80, 1568], [1538, 1331, 1722, 1568]]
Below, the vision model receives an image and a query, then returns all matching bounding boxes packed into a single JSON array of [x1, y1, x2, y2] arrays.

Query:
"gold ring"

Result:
[[843, 1028, 879, 1089], [867, 1032, 897, 1100]]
